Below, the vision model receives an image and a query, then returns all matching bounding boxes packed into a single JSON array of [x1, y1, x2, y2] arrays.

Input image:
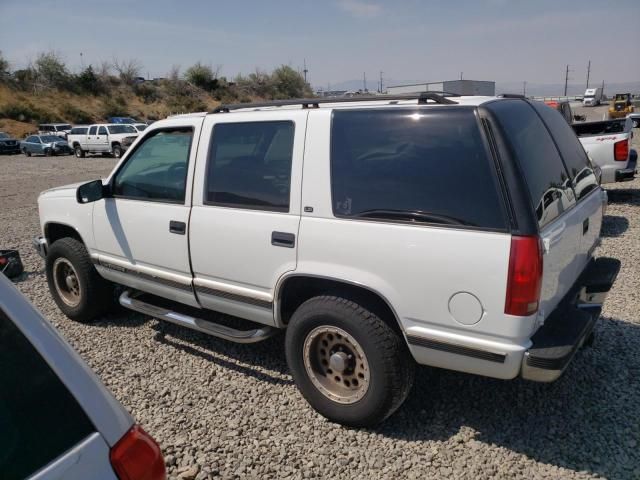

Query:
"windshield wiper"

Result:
[[353, 209, 473, 226]]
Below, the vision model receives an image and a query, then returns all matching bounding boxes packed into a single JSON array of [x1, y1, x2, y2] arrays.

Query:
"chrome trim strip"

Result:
[[406, 335, 507, 364], [97, 260, 193, 292], [194, 285, 272, 309]]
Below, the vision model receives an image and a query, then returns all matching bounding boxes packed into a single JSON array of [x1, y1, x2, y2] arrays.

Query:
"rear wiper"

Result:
[[353, 209, 473, 226]]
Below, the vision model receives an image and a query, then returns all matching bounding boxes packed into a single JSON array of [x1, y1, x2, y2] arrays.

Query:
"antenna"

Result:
[[303, 59, 308, 83], [586, 60, 591, 89]]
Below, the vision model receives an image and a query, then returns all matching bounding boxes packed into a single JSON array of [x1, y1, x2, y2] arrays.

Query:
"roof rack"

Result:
[[210, 92, 459, 113]]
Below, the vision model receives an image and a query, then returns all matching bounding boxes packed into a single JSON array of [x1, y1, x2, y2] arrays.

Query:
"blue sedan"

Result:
[[20, 135, 73, 156]]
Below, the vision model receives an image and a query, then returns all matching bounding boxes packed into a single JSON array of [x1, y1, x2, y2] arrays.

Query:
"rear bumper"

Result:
[[521, 257, 621, 382], [615, 150, 637, 182]]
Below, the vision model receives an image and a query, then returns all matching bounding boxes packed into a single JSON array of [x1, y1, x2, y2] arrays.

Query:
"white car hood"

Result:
[[39, 181, 91, 199]]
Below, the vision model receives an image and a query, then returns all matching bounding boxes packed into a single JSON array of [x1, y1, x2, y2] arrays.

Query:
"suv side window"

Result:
[[487, 100, 575, 228], [113, 128, 193, 202], [531, 101, 599, 200], [98, 126, 108, 135], [26, 136, 36, 143], [70, 127, 87, 135], [330, 108, 507, 229], [205, 121, 294, 212], [88, 126, 97, 135], [0, 309, 94, 479]]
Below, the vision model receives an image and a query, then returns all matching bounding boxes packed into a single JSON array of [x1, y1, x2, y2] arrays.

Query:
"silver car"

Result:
[[20, 135, 73, 157], [0, 274, 166, 479]]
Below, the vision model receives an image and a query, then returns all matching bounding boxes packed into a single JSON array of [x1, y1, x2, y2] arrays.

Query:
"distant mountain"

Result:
[[317, 79, 640, 97]]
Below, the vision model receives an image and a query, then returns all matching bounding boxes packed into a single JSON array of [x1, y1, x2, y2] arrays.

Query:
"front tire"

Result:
[[46, 238, 114, 323], [285, 295, 415, 427]]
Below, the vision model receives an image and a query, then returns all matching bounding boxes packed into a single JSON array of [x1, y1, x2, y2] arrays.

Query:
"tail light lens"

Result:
[[110, 425, 166, 480], [614, 139, 628, 161], [505, 236, 543, 317]]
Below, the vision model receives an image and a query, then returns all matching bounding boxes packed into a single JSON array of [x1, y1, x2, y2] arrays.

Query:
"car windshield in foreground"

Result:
[[40, 136, 64, 142], [108, 125, 136, 134], [0, 133, 9, 139]]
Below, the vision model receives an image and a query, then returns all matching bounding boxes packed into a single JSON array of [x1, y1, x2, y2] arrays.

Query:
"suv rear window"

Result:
[[532, 101, 598, 200], [330, 108, 506, 229], [0, 309, 94, 479], [486, 100, 575, 228]]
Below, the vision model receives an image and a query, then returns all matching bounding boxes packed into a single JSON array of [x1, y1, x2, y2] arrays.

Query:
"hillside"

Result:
[[0, 53, 313, 138]]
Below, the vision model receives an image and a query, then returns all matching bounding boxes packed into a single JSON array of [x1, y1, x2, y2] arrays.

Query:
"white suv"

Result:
[[34, 94, 620, 426]]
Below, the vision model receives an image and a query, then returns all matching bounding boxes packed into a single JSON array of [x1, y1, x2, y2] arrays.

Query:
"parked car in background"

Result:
[[573, 118, 637, 184], [583, 87, 603, 106], [34, 94, 620, 427], [67, 124, 139, 158], [0, 273, 166, 480], [21, 135, 72, 156], [38, 123, 72, 139], [108, 117, 138, 124], [0, 131, 21, 155], [132, 123, 148, 132], [544, 100, 585, 123]]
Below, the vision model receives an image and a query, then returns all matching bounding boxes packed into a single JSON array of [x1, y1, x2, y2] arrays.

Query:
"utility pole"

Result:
[[363, 72, 367, 92], [79, 52, 84, 70], [523, 81, 527, 96], [586, 60, 591, 89], [379, 71, 383, 93], [460, 71, 463, 80], [563, 64, 572, 96], [303, 59, 308, 83]]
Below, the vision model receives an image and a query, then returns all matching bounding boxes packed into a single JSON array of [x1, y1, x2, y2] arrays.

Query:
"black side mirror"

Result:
[[77, 180, 106, 204]]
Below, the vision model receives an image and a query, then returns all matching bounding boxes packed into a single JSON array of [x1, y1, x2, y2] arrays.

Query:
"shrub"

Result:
[[101, 95, 129, 118], [76, 66, 104, 95], [133, 82, 160, 104], [34, 52, 74, 91], [0, 102, 56, 123], [185, 62, 219, 91], [60, 104, 94, 124]]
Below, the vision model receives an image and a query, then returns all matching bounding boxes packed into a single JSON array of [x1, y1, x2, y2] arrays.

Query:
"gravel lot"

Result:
[[2, 117, 639, 479]]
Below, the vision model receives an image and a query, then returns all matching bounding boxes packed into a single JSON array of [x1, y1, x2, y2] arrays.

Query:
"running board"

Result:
[[119, 290, 277, 343]]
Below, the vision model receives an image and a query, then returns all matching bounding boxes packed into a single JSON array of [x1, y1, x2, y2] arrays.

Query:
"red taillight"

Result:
[[614, 139, 628, 161], [110, 425, 166, 480], [505, 236, 543, 317]]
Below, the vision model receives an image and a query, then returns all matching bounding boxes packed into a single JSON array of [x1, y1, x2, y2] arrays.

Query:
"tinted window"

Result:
[[40, 125, 52, 132], [98, 126, 108, 135], [0, 309, 94, 479], [26, 136, 37, 143], [70, 127, 88, 135], [487, 100, 574, 228], [108, 125, 136, 134], [206, 121, 294, 212], [88, 126, 97, 135], [330, 109, 506, 229], [532, 101, 599, 200], [113, 128, 192, 202]]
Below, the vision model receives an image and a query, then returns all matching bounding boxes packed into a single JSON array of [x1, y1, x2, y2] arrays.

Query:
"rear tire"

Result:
[[74, 145, 85, 158], [46, 238, 114, 323], [112, 144, 122, 158], [285, 295, 415, 427]]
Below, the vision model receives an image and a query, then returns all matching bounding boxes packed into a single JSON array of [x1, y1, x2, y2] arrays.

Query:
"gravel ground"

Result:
[[1, 131, 640, 480]]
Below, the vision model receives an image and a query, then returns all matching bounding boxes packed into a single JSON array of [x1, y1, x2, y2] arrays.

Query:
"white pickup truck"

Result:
[[573, 118, 637, 184], [33, 95, 621, 426], [67, 124, 139, 159]]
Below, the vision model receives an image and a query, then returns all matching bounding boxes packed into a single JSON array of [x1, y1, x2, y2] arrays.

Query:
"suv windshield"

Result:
[[108, 125, 136, 134], [0, 309, 94, 479], [330, 108, 507, 229]]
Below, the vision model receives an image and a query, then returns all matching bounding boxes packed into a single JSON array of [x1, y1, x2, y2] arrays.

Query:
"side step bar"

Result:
[[119, 290, 277, 344]]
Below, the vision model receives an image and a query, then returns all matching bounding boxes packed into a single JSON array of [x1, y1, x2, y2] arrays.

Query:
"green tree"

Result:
[[77, 65, 102, 94], [34, 51, 71, 90], [185, 62, 219, 91]]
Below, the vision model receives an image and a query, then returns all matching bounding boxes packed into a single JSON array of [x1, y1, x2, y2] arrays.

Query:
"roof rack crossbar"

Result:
[[210, 92, 459, 113]]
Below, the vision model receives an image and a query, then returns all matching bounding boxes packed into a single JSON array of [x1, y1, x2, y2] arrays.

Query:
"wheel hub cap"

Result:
[[52, 258, 81, 307], [303, 326, 370, 404]]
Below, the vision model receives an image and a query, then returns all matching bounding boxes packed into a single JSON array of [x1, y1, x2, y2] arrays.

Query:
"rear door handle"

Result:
[[271, 231, 295, 248], [169, 220, 186, 235]]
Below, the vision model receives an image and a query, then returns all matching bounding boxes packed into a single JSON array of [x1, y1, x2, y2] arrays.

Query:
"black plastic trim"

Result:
[[406, 335, 507, 363], [97, 261, 193, 292]]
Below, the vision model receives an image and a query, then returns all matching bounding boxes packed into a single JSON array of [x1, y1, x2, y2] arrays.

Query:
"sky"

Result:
[[1, 0, 638, 89]]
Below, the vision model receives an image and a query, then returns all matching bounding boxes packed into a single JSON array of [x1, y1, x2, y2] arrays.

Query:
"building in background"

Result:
[[387, 80, 495, 96]]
